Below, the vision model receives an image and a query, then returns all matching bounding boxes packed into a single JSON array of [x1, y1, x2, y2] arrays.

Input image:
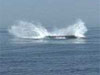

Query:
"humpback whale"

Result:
[[46, 35, 79, 39]]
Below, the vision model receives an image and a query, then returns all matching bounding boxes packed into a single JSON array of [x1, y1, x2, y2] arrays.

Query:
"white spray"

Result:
[[9, 21, 49, 39], [9, 19, 87, 39], [52, 19, 87, 38]]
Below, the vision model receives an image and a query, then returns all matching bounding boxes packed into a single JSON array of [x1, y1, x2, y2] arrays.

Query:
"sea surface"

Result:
[[0, 27, 100, 75]]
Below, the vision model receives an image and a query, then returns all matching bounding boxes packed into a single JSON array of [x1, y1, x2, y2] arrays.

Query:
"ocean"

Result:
[[0, 20, 100, 75]]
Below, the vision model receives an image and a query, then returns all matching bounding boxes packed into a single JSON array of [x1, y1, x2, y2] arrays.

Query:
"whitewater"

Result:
[[9, 19, 88, 39]]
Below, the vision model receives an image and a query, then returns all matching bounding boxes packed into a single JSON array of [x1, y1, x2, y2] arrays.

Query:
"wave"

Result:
[[8, 19, 88, 39]]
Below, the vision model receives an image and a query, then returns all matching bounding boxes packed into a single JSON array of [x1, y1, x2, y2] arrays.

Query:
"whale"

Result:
[[45, 35, 79, 39]]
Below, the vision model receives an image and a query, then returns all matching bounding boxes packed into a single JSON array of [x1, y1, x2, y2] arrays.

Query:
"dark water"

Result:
[[0, 27, 100, 75]]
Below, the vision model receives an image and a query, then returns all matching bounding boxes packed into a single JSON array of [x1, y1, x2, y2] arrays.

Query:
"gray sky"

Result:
[[0, 0, 100, 28]]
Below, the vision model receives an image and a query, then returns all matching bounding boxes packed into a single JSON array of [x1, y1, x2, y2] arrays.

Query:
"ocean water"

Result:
[[0, 22, 100, 75]]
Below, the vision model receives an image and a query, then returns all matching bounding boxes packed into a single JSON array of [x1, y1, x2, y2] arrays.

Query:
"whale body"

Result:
[[46, 35, 78, 39]]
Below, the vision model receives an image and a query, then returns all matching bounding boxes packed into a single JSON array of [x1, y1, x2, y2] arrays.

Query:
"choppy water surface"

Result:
[[0, 26, 100, 75]]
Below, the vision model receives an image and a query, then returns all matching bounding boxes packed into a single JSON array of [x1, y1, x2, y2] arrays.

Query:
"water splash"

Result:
[[9, 21, 49, 39], [67, 19, 88, 38], [52, 19, 88, 38], [9, 19, 87, 39]]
